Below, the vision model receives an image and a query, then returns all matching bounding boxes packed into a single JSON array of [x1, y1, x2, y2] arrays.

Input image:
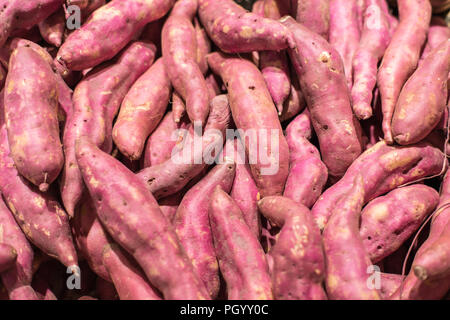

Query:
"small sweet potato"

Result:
[[0, 244, 17, 274], [279, 69, 306, 122], [291, 0, 330, 39], [377, 0, 432, 143], [76, 138, 210, 300], [258, 196, 327, 300], [209, 186, 273, 300], [113, 58, 170, 160], [282, 16, 363, 179], [38, 7, 65, 47]]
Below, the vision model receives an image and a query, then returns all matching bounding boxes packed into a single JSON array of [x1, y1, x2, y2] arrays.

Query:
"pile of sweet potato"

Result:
[[0, 0, 449, 300]]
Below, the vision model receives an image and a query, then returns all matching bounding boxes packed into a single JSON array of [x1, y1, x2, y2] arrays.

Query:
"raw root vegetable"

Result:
[[198, 0, 295, 53], [209, 186, 273, 300], [329, 0, 361, 89], [76, 139, 210, 300], [258, 196, 327, 300], [56, 0, 174, 71], [379, 273, 404, 299], [420, 17, 450, 63], [279, 70, 306, 122], [291, 0, 330, 39], [392, 40, 450, 145], [113, 58, 170, 160], [174, 161, 236, 298], [0, 244, 17, 273], [377, 0, 432, 144], [38, 7, 65, 47], [0, 0, 64, 47], [283, 112, 328, 208], [351, 0, 391, 120], [360, 185, 439, 263], [282, 16, 363, 179], [4, 45, 64, 192], [208, 52, 290, 197], [60, 41, 155, 216], [137, 94, 231, 199], [387, 0, 450, 13], [171, 91, 186, 124], [102, 244, 162, 300], [162, 0, 210, 125], [323, 176, 381, 300], [195, 18, 211, 76], [311, 141, 446, 231]]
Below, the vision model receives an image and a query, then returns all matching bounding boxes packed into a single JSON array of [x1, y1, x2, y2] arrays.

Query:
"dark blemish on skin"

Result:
[[248, 86, 255, 90], [147, 177, 155, 185], [323, 125, 328, 130], [367, 236, 372, 240], [377, 245, 382, 250]]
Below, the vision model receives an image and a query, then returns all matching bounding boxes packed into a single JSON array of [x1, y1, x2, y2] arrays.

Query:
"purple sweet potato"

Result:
[[0, 0, 64, 47], [0, 244, 17, 274], [38, 7, 65, 47], [377, 0, 432, 143], [282, 16, 363, 179], [391, 40, 450, 145], [360, 185, 439, 263], [112, 58, 169, 160], [198, 0, 295, 53], [162, 0, 210, 125], [76, 138, 210, 300], [56, 0, 174, 71], [60, 41, 155, 216], [351, 0, 391, 120], [311, 141, 446, 231], [291, 0, 330, 39], [173, 161, 236, 299], [329, 0, 361, 89], [102, 244, 162, 300], [283, 112, 328, 208], [209, 186, 273, 300], [4, 45, 64, 192], [207, 52, 289, 197], [137, 94, 231, 199], [172, 91, 186, 124], [258, 196, 327, 300], [323, 176, 381, 300], [195, 18, 211, 76], [279, 69, 306, 122]]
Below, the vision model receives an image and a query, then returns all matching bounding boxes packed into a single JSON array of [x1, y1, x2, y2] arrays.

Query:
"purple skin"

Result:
[[0, 0, 64, 47], [351, 0, 391, 120], [291, 0, 330, 39], [4, 46, 64, 193], [282, 16, 363, 179], [76, 139, 210, 300], [38, 7, 65, 47], [279, 69, 306, 122], [113, 58, 170, 160], [162, 0, 210, 125], [137, 95, 231, 200], [198, 0, 295, 53], [420, 17, 450, 63], [283, 112, 328, 208], [173, 161, 236, 299], [379, 273, 404, 299], [171, 91, 186, 124], [195, 18, 211, 76], [392, 40, 450, 145], [311, 141, 445, 231], [56, 0, 174, 71], [360, 185, 440, 263], [209, 186, 273, 300], [60, 41, 155, 217], [258, 196, 327, 300], [329, 0, 361, 89]]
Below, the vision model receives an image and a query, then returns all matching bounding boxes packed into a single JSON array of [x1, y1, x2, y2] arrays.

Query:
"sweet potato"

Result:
[[279, 69, 306, 122], [258, 196, 327, 300], [420, 17, 450, 63], [207, 52, 289, 197], [198, 0, 295, 53], [283, 112, 328, 208], [377, 0, 432, 143], [102, 244, 162, 300], [351, 0, 391, 120], [4, 45, 64, 192], [76, 138, 210, 300], [195, 18, 211, 76], [137, 94, 231, 199], [379, 273, 404, 299], [162, 0, 210, 125], [158, 193, 183, 223], [282, 16, 363, 179], [323, 176, 380, 300], [209, 186, 273, 300], [311, 141, 446, 231], [113, 58, 169, 160], [172, 91, 186, 124], [391, 40, 450, 145], [56, 0, 173, 71], [61, 41, 155, 216], [38, 7, 65, 47], [291, 0, 330, 39], [329, 0, 361, 89], [387, 0, 450, 14], [174, 161, 236, 299], [360, 185, 440, 263], [0, 244, 17, 274], [0, 0, 64, 47]]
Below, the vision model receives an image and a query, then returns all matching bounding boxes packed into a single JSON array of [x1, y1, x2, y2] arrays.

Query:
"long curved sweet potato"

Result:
[[291, 0, 330, 39]]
